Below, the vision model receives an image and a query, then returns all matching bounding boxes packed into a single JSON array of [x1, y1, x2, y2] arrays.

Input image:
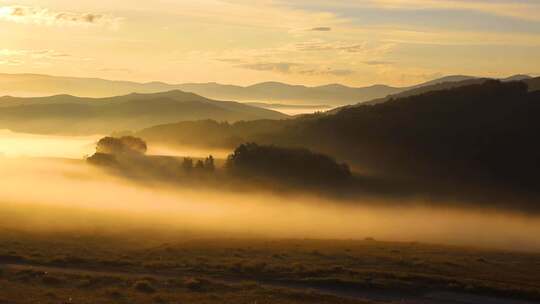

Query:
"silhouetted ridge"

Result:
[[0, 73, 534, 106], [138, 81, 540, 202], [0, 90, 287, 134]]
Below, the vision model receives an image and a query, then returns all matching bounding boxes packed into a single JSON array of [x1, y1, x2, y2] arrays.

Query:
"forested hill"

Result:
[[138, 80, 540, 198]]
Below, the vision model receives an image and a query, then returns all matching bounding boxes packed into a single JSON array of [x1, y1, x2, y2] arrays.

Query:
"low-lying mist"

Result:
[[1, 154, 540, 252], [0, 129, 228, 160], [0, 129, 101, 159]]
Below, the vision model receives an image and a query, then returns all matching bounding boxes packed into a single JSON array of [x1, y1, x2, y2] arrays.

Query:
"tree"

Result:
[[86, 152, 118, 167], [119, 136, 147, 154], [96, 136, 147, 155], [182, 157, 194, 172], [195, 160, 205, 170], [226, 143, 351, 185], [204, 155, 215, 172], [96, 137, 124, 155]]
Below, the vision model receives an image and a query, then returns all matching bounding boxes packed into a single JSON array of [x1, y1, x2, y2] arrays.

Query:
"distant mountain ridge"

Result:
[[0, 73, 534, 107], [328, 75, 540, 113], [0, 90, 287, 134]]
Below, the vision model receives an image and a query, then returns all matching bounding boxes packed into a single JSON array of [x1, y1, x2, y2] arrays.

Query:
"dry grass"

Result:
[[1, 231, 539, 303]]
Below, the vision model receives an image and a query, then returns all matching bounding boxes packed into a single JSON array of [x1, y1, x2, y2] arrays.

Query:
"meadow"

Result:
[[1, 230, 540, 304]]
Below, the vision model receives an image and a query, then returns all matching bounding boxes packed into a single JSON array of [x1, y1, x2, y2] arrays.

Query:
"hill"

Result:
[[0, 90, 287, 134], [0, 73, 401, 106], [178, 81, 403, 106], [525, 76, 540, 91], [2, 73, 532, 107], [137, 81, 540, 202], [328, 76, 540, 113]]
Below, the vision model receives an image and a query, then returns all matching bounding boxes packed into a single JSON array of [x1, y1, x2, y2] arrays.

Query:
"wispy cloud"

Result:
[[0, 58, 23, 66], [284, 0, 540, 22], [295, 40, 396, 56], [310, 27, 332, 31], [98, 68, 134, 73], [368, 0, 540, 22], [235, 61, 354, 77], [0, 48, 93, 67], [299, 68, 355, 76], [0, 49, 70, 59], [363, 60, 394, 66], [0, 6, 121, 28], [237, 62, 302, 74], [168, 0, 345, 31]]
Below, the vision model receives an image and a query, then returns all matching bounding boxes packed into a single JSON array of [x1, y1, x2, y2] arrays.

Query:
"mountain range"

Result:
[[327, 75, 540, 113], [0, 90, 286, 134], [0, 73, 535, 107]]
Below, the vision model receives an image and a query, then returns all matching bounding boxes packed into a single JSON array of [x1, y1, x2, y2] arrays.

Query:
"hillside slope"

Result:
[[0, 90, 287, 134], [331, 76, 540, 112], [138, 81, 540, 201]]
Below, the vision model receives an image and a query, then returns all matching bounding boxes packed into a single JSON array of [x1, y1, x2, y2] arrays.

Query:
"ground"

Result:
[[0, 230, 539, 304]]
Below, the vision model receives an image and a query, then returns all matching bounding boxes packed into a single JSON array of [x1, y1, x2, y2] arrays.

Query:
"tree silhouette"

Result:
[[182, 157, 194, 172], [204, 155, 215, 172], [226, 143, 351, 185], [86, 152, 118, 167], [195, 160, 205, 170], [96, 136, 147, 155]]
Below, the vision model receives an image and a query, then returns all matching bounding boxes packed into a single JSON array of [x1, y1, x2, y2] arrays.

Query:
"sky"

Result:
[[1, 0, 540, 87]]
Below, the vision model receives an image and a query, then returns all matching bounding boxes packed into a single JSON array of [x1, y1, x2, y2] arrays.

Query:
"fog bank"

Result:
[[0, 129, 101, 159], [1, 156, 540, 252]]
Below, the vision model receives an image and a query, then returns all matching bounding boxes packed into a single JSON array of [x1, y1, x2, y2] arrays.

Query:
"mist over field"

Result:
[[2, 2, 540, 303], [1, 131, 539, 252], [0, 129, 101, 158]]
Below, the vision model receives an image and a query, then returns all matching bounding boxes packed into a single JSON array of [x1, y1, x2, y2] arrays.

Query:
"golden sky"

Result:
[[1, 0, 540, 86]]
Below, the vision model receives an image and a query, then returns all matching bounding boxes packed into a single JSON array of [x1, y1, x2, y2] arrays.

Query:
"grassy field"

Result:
[[1, 230, 540, 304]]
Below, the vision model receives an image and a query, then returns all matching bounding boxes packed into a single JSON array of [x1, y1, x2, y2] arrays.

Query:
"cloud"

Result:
[[368, 0, 540, 22], [0, 6, 121, 28], [286, 0, 540, 22], [363, 60, 394, 66], [0, 58, 23, 66], [167, 0, 345, 32], [237, 62, 302, 73], [326, 69, 355, 76], [0, 49, 70, 60], [310, 27, 331, 31], [215, 58, 246, 64], [381, 28, 540, 46], [98, 68, 134, 73], [0, 48, 92, 67], [235, 61, 354, 77], [295, 40, 396, 56], [299, 68, 355, 76]]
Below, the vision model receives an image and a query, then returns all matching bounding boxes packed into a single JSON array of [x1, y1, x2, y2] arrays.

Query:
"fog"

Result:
[[1, 131, 540, 252], [0, 129, 101, 159], [0, 129, 229, 159], [148, 144, 230, 159], [261, 105, 335, 116]]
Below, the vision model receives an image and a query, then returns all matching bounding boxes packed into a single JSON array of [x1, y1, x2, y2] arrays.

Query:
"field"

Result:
[[1, 231, 539, 304], [3, 1, 540, 303]]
